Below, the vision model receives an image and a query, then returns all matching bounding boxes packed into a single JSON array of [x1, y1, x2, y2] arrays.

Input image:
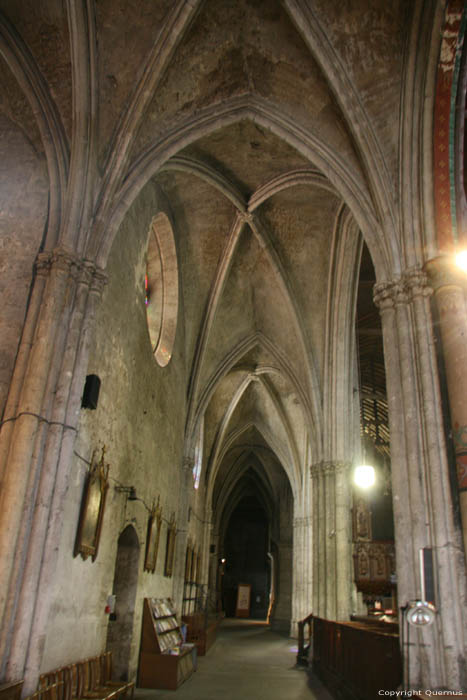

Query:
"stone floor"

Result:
[[135, 618, 334, 700]]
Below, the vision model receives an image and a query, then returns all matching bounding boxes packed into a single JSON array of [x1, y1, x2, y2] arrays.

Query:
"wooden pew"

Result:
[[312, 616, 402, 700]]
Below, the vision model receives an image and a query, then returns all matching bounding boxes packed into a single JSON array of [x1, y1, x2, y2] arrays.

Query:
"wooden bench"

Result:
[[0, 682, 24, 700], [312, 616, 402, 700], [36, 652, 134, 700]]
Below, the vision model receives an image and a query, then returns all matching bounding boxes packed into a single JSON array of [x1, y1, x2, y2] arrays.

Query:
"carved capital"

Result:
[[35, 248, 80, 285], [89, 266, 108, 297], [47, 247, 81, 278], [403, 268, 432, 302], [374, 269, 431, 311], [35, 251, 53, 277], [373, 280, 399, 311], [34, 250, 107, 298]]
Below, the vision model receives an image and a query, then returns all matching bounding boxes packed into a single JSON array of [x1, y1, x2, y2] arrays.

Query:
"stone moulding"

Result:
[[34, 247, 107, 293], [310, 460, 352, 478]]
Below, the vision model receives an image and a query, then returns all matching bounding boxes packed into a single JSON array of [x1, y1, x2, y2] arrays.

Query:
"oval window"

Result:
[[145, 212, 179, 367]]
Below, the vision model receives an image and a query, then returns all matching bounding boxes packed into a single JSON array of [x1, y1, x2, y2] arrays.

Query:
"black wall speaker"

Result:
[[81, 374, 101, 410], [420, 547, 435, 604]]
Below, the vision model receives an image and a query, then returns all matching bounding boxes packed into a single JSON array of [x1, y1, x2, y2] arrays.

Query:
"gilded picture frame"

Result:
[[190, 546, 197, 582], [185, 542, 192, 581], [164, 513, 176, 577], [74, 447, 109, 562], [196, 550, 201, 584], [144, 498, 162, 573]]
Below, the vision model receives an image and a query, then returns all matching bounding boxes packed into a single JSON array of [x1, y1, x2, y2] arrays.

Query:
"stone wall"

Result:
[[40, 180, 188, 679]]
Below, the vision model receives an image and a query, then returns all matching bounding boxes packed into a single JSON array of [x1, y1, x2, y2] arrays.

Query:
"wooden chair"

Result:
[[40, 667, 72, 700], [25, 681, 64, 700], [99, 653, 134, 700], [80, 656, 132, 700]]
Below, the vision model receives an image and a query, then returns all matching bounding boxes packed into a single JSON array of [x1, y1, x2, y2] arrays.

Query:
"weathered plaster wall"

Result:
[[0, 0, 72, 141], [94, 0, 172, 162], [310, 0, 405, 188], [0, 114, 48, 417], [41, 179, 188, 678]]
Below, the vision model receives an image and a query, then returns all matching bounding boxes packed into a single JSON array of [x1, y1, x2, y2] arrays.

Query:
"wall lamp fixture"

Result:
[[114, 484, 138, 501]]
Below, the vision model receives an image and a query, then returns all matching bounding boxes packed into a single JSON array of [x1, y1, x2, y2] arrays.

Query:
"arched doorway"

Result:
[[211, 449, 294, 631], [106, 525, 140, 681], [222, 492, 270, 619]]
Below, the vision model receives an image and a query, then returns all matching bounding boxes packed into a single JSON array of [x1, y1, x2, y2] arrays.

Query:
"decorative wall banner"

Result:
[[144, 497, 162, 573], [74, 446, 109, 561]]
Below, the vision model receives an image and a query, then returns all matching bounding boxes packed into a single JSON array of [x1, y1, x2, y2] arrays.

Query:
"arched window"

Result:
[[145, 212, 179, 367]]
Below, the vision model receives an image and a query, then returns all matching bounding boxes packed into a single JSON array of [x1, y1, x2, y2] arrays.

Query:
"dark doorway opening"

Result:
[[106, 525, 140, 680], [222, 494, 270, 619]]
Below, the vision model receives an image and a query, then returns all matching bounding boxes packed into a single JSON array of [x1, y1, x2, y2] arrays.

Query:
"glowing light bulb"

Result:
[[353, 464, 376, 488], [455, 249, 467, 273]]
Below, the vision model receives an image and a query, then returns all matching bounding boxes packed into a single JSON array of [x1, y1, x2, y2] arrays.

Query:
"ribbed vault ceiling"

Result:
[[0, 0, 402, 518], [140, 0, 402, 514]]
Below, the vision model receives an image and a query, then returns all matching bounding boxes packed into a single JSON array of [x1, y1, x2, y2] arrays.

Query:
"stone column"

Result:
[[374, 269, 467, 691], [291, 466, 313, 635], [0, 248, 106, 688], [272, 539, 293, 633], [172, 457, 194, 614], [310, 461, 352, 621], [291, 514, 312, 636], [200, 508, 213, 585], [199, 509, 213, 611], [426, 256, 467, 558]]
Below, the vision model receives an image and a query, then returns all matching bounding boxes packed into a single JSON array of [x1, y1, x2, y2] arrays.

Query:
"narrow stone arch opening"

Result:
[[106, 525, 140, 681], [354, 241, 396, 615], [212, 444, 294, 631]]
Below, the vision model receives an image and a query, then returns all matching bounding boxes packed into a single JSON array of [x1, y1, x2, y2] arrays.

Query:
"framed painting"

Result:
[[74, 446, 109, 561], [236, 583, 251, 618], [144, 498, 162, 573], [190, 546, 197, 582], [185, 542, 192, 581], [164, 513, 176, 577], [196, 550, 201, 583]]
